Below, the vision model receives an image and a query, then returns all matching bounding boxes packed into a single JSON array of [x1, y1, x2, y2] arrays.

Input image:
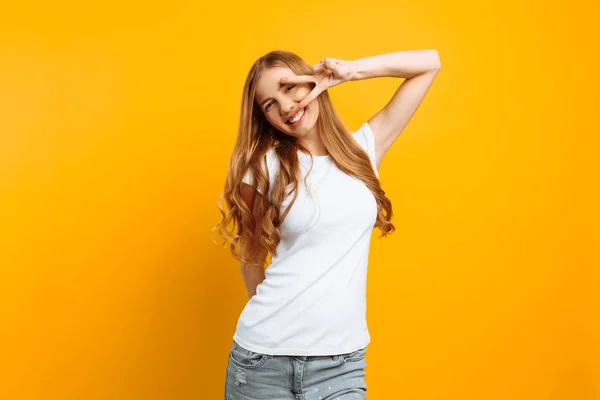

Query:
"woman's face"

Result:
[[254, 67, 319, 138]]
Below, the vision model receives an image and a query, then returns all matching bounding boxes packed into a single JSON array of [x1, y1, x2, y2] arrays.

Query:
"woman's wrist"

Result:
[[347, 60, 364, 82], [348, 59, 365, 82]]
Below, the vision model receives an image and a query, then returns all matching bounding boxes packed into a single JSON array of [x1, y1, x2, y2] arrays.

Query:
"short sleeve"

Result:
[[241, 148, 279, 198], [241, 168, 265, 195], [351, 122, 379, 179]]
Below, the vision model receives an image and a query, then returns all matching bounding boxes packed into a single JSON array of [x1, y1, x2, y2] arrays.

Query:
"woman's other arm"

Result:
[[350, 50, 441, 168], [239, 183, 269, 299], [240, 249, 268, 299]]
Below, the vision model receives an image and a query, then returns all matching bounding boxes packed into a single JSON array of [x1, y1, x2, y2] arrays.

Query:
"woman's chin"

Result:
[[287, 126, 313, 137]]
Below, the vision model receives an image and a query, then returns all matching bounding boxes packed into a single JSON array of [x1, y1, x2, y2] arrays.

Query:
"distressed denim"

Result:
[[225, 340, 367, 399]]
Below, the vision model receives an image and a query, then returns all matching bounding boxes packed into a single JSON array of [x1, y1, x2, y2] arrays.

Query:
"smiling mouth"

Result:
[[286, 108, 305, 124]]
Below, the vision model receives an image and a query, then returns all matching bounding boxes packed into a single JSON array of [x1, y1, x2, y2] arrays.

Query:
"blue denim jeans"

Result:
[[225, 340, 368, 399]]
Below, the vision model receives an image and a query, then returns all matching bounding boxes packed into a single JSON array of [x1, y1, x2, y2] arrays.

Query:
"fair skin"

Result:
[[243, 50, 441, 298], [254, 67, 328, 156], [238, 182, 269, 298]]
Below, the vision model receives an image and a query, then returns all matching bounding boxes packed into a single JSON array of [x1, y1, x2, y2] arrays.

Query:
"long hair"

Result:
[[212, 50, 395, 267]]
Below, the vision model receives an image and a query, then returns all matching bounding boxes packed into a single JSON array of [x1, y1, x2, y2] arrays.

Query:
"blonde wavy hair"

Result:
[[212, 50, 395, 267]]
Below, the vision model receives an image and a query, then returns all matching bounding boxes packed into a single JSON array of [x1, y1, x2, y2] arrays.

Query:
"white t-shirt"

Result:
[[233, 121, 379, 356]]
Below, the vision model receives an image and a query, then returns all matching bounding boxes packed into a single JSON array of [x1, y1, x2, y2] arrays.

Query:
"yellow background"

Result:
[[1, 0, 598, 399]]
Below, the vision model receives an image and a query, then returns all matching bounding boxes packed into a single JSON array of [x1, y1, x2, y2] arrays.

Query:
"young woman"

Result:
[[214, 49, 440, 399]]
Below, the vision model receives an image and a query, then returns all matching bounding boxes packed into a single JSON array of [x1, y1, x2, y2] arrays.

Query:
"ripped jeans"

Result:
[[224, 340, 367, 400]]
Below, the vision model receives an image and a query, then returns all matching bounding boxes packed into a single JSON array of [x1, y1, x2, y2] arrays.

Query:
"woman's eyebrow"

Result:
[[260, 82, 288, 107]]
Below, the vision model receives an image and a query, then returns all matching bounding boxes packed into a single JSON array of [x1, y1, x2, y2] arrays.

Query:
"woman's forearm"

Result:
[[240, 262, 266, 299], [349, 49, 441, 81]]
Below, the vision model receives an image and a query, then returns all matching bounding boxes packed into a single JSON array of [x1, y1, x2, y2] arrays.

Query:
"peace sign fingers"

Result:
[[298, 82, 326, 110], [279, 75, 315, 85], [279, 68, 335, 110]]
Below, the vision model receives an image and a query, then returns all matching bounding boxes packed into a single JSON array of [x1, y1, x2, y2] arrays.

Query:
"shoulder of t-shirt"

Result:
[[351, 121, 379, 178], [241, 147, 279, 196]]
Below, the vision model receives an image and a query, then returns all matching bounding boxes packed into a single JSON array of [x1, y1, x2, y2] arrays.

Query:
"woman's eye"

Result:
[[286, 85, 295, 92], [265, 102, 272, 111]]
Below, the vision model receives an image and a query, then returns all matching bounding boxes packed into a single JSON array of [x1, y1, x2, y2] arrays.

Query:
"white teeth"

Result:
[[288, 109, 304, 124]]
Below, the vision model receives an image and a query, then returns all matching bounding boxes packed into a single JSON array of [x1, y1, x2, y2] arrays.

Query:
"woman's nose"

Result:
[[280, 98, 296, 115]]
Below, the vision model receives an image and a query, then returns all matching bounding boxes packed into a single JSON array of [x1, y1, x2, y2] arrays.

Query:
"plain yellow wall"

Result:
[[1, 0, 598, 399]]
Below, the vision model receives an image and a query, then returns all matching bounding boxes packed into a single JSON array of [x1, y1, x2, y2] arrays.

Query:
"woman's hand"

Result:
[[280, 57, 355, 109]]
